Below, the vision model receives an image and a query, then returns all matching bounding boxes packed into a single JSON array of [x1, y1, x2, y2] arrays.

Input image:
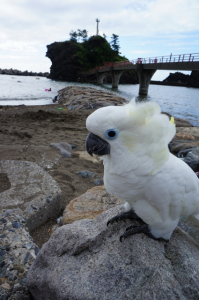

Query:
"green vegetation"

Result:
[[68, 31, 127, 71], [110, 34, 120, 54], [46, 32, 129, 81], [69, 29, 88, 42]]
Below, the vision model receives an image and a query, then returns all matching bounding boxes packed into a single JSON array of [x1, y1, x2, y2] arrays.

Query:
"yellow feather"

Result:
[[170, 116, 175, 125]]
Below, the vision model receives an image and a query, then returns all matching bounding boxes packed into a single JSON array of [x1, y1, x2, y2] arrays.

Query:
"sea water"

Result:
[[0, 74, 198, 126]]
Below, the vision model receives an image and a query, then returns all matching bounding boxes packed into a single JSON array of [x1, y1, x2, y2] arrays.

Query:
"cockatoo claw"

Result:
[[120, 224, 169, 242], [107, 210, 142, 227], [120, 224, 155, 242]]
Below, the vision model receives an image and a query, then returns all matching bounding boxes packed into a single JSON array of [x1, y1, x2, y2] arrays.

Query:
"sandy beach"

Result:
[[0, 104, 104, 247]]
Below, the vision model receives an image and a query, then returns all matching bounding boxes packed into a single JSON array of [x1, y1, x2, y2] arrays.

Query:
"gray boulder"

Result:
[[26, 205, 199, 300], [177, 147, 199, 172]]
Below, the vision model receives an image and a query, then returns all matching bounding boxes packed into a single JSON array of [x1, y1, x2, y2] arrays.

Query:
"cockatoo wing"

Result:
[[141, 154, 199, 223]]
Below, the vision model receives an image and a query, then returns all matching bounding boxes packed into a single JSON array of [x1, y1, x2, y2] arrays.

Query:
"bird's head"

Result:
[[86, 99, 176, 174]]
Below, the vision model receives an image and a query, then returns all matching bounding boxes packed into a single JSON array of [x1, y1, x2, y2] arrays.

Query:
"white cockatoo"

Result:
[[86, 99, 199, 241]]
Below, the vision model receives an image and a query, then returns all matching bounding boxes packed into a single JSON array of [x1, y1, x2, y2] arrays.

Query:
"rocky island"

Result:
[[46, 35, 138, 84]]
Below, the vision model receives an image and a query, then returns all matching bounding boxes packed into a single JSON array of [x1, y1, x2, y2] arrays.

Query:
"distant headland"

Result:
[[151, 71, 199, 88], [0, 68, 49, 77]]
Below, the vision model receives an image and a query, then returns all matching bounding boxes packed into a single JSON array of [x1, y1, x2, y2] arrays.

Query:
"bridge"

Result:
[[88, 53, 199, 95]]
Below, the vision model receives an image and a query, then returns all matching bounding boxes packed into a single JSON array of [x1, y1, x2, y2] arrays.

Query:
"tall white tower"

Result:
[[96, 18, 100, 36]]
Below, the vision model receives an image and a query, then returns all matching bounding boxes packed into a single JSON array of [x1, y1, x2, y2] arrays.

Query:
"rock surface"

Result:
[[0, 208, 38, 300], [27, 205, 199, 300], [176, 127, 199, 139], [0, 160, 62, 231], [57, 86, 127, 109], [61, 185, 122, 224], [178, 147, 199, 172], [0, 160, 63, 299], [169, 127, 199, 155]]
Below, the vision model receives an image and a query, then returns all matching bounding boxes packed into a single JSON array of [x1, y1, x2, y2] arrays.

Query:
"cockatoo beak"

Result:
[[86, 132, 110, 156]]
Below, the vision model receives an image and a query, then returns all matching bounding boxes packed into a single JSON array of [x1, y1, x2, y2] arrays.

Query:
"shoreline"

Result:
[[1, 73, 199, 89]]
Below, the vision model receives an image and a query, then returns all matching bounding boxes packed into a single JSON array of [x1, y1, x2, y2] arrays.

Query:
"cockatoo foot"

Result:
[[107, 210, 142, 227], [120, 224, 169, 242]]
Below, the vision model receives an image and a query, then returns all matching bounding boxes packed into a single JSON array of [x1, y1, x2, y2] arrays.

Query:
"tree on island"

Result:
[[70, 29, 88, 43], [78, 29, 88, 42], [110, 34, 120, 54], [103, 33, 107, 39], [69, 30, 78, 42]]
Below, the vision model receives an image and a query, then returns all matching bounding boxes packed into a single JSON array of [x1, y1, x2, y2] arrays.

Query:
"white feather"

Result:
[[86, 101, 199, 239]]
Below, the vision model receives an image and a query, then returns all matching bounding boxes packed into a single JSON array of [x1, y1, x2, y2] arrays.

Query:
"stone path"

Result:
[[56, 86, 127, 109]]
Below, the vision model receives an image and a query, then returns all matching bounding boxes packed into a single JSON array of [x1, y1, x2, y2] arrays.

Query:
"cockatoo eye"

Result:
[[105, 129, 118, 140]]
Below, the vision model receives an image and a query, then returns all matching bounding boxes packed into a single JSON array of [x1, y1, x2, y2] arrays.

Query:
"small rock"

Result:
[[178, 147, 199, 172], [93, 179, 104, 186], [169, 141, 199, 154], [0, 218, 7, 224], [0, 250, 6, 256], [0, 278, 7, 285], [13, 264, 24, 273], [57, 217, 62, 224], [26, 243, 33, 250], [175, 132, 195, 140], [14, 283, 22, 291], [0, 294, 8, 300], [74, 151, 101, 163], [0, 261, 5, 268], [21, 278, 26, 285], [31, 205, 38, 210], [0, 268, 6, 278], [1, 282, 11, 290], [13, 235, 20, 243], [24, 252, 30, 264], [76, 170, 88, 178], [12, 221, 21, 229], [176, 126, 199, 139], [50, 142, 72, 157], [62, 186, 122, 224], [34, 246, 40, 256], [4, 209, 14, 216]]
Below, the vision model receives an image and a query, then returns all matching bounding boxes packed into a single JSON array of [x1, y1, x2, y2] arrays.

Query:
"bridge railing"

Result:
[[131, 53, 199, 64], [88, 53, 199, 73]]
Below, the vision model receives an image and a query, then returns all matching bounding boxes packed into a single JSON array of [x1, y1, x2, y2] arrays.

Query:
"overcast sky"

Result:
[[0, 0, 198, 80]]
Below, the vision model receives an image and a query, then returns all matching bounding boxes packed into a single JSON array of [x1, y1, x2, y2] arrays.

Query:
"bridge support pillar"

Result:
[[96, 72, 107, 84], [111, 70, 123, 88], [136, 65, 156, 95]]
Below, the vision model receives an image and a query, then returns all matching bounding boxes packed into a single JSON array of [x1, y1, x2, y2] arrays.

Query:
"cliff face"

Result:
[[188, 71, 199, 88], [163, 71, 199, 88], [46, 36, 138, 84], [46, 41, 82, 81]]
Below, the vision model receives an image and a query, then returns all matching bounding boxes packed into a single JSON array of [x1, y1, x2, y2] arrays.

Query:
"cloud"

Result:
[[0, 0, 198, 74]]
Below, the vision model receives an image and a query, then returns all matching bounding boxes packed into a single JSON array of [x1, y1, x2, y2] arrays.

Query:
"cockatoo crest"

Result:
[[86, 100, 176, 176]]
